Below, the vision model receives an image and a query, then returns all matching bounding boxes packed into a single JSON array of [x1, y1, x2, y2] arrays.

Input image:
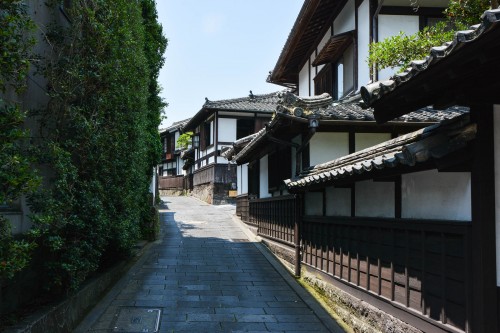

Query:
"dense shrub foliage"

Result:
[[26, 0, 167, 292], [368, 0, 491, 73], [0, 1, 39, 281]]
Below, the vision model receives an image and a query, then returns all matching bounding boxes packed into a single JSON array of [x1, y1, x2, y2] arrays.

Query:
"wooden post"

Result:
[[470, 104, 498, 333], [294, 194, 302, 277]]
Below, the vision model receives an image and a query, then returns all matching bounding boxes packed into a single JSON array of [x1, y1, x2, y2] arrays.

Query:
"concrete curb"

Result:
[[230, 214, 346, 333]]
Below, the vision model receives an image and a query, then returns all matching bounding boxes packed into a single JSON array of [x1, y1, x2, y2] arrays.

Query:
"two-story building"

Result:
[[158, 118, 190, 194], [182, 91, 282, 204]]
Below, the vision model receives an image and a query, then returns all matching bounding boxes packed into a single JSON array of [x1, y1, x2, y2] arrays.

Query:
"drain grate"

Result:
[[231, 239, 249, 242], [112, 307, 161, 332]]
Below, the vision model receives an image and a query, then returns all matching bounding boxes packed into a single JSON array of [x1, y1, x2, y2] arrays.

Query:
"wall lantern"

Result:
[[308, 114, 320, 129], [192, 133, 200, 149]]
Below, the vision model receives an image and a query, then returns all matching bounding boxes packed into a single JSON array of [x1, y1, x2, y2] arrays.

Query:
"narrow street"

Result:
[[75, 196, 345, 333]]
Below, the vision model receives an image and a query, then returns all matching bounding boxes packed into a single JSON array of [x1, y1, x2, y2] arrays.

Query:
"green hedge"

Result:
[[25, 0, 167, 293]]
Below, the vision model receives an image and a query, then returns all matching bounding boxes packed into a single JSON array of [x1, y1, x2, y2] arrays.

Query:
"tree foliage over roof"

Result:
[[368, 0, 492, 73]]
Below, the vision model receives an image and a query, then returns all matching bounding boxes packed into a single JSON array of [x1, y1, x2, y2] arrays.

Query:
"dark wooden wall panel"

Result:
[[301, 216, 471, 332]]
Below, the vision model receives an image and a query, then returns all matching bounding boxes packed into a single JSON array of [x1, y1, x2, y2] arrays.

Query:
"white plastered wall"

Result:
[[343, 44, 355, 94], [218, 118, 236, 142], [259, 155, 271, 198], [355, 180, 395, 218], [315, 30, 332, 74], [291, 135, 301, 176], [493, 105, 500, 286], [299, 63, 310, 96], [355, 132, 392, 152], [238, 164, 249, 195], [325, 187, 351, 216], [377, 14, 419, 80], [357, 0, 371, 87], [402, 170, 471, 221], [334, 0, 355, 34], [310, 132, 349, 166], [305, 192, 323, 215]]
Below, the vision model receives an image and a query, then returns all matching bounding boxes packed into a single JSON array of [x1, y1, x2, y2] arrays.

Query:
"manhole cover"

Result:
[[112, 307, 161, 332]]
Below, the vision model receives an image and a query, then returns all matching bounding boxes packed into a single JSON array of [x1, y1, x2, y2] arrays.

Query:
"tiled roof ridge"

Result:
[[203, 90, 286, 108], [285, 113, 475, 189], [231, 127, 269, 162], [361, 8, 500, 106], [160, 117, 191, 133], [276, 91, 333, 116]]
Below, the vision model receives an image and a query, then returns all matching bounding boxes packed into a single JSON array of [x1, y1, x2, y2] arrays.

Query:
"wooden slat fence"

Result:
[[249, 195, 297, 245], [158, 175, 184, 190], [302, 216, 471, 332], [236, 194, 249, 223]]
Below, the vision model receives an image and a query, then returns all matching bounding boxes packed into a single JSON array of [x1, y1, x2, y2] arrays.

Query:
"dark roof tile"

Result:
[[285, 114, 475, 190]]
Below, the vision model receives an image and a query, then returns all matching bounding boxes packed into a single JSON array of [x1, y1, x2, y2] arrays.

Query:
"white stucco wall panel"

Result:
[[299, 63, 310, 96], [377, 15, 419, 80], [237, 164, 249, 195], [325, 187, 351, 216], [334, 0, 355, 34], [355, 132, 392, 152], [218, 118, 236, 142], [259, 155, 270, 198], [355, 180, 395, 218], [310, 132, 349, 166], [315, 30, 332, 74], [310, 54, 316, 94], [305, 192, 323, 216], [343, 44, 355, 95], [401, 170, 471, 221], [291, 135, 301, 176], [357, 0, 371, 86]]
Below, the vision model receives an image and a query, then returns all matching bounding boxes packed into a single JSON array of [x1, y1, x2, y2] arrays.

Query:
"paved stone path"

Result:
[[75, 196, 345, 333]]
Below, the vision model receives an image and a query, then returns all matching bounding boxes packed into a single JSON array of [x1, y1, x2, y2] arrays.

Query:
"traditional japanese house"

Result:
[[358, 8, 500, 333], [268, 0, 451, 96], [182, 91, 281, 204], [158, 118, 190, 193]]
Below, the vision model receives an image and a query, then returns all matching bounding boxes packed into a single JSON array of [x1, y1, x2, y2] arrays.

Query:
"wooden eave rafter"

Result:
[[312, 30, 354, 66], [269, 0, 346, 85]]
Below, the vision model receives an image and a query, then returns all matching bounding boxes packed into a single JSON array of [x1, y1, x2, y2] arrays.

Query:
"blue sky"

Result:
[[156, 1, 303, 128]]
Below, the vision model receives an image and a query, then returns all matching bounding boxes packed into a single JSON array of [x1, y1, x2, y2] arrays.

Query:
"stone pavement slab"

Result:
[[75, 196, 345, 333]]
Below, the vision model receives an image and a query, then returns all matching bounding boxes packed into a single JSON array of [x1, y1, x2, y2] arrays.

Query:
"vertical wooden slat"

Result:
[[391, 228, 395, 301], [441, 232, 447, 324], [405, 229, 410, 308]]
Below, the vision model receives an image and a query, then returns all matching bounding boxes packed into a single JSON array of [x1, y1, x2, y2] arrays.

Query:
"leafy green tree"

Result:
[[369, 0, 491, 73], [176, 131, 193, 150]]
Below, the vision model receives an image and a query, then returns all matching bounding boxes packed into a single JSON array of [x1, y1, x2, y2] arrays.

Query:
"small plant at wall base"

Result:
[[368, 0, 491, 73]]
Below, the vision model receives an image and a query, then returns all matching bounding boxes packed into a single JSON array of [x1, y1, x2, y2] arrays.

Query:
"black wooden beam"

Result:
[[470, 104, 498, 333]]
